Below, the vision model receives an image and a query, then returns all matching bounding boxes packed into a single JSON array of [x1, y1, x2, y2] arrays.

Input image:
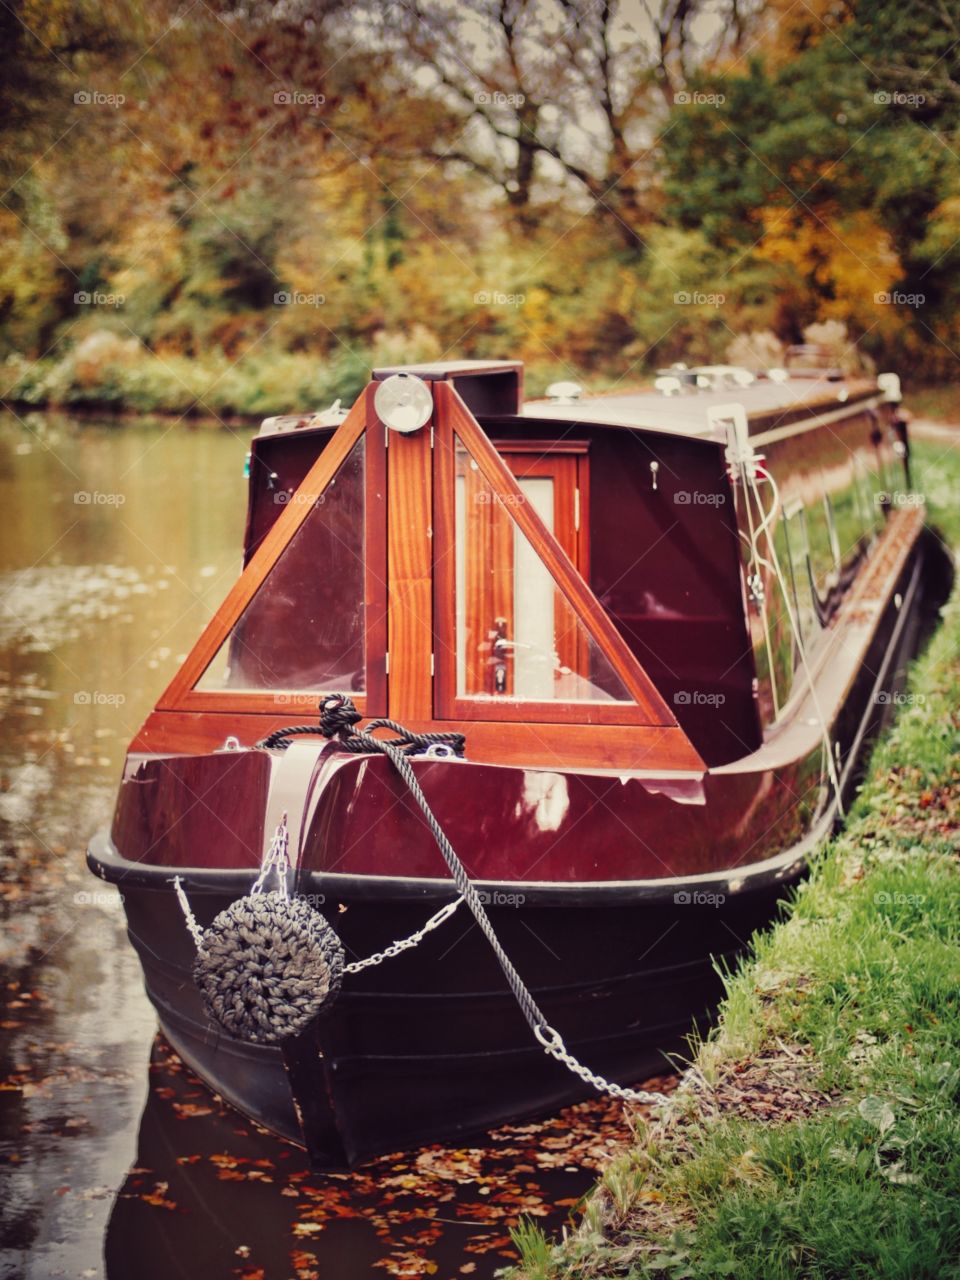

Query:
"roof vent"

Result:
[[545, 381, 583, 403]]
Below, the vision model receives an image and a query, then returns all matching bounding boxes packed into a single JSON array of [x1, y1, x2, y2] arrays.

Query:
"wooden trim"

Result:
[[487, 438, 590, 456], [447, 696, 652, 725], [364, 410, 389, 711], [166, 691, 369, 717], [158, 390, 383, 712], [131, 708, 704, 773], [434, 382, 679, 727], [385, 414, 434, 722]]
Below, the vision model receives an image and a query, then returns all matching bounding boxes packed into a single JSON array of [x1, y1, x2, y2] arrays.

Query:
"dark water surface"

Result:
[[0, 411, 673, 1280]]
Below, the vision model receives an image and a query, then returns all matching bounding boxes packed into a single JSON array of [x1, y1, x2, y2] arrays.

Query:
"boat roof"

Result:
[[259, 363, 884, 444], [523, 376, 882, 440]]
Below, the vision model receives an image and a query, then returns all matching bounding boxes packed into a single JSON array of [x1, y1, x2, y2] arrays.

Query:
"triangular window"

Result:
[[433, 398, 677, 728], [159, 399, 386, 715], [197, 438, 367, 694], [453, 443, 630, 705]]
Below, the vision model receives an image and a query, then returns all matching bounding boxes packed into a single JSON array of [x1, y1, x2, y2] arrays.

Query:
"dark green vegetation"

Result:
[[510, 436, 960, 1279], [2, 1, 959, 416]]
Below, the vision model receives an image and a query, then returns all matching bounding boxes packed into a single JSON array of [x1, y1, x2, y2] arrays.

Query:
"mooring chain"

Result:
[[343, 897, 463, 974], [314, 695, 670, 1107], [177, 694, 670, 1101]]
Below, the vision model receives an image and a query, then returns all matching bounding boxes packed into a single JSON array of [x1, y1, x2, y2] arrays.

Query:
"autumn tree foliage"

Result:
[[0, 0, 958, 412]]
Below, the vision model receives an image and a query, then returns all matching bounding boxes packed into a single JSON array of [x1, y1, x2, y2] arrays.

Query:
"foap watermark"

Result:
[[274, 489, 325, 506], [273, 89, 326, 108], [271, 692, 322, 709], [874, 90, 925, 107], [274, 290, 325, 307], [74, 490, 126, 506], [474, 290, 525, 307], [476, 890, 526, 907], [875, 690, 925, 706], [674, 690, 726, 707], [674, 490, 725, 506], [73, 889, 124, 908], [875, 290, 925, 308], [475, 90, 525, 107], [874, 891, 925, 906], [674, 290, 725, 308], [74, 690, 126, 706], [475, 490, 525, 507], [74, 290, 125, 308], [294, 892, 327, 908], [875, 491, 924, 508], [674, 889, 726, 906], [74, 89, 126, 108], [674, 90, 725, 106]]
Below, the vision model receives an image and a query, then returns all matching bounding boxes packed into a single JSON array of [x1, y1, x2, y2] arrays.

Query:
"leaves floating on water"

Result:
[[102, 1035, 674, 1279]]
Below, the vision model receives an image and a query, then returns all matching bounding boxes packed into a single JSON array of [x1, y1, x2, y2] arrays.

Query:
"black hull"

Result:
[[88, 527, 951, 1168], [104, 861, 795, 1167]]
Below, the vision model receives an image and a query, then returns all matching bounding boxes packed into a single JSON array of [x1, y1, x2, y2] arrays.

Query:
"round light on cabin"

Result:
[[374, 373, 434, 434], [768, 367, 788, 384]]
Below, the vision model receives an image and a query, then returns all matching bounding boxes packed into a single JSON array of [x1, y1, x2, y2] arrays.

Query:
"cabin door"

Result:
[[455, 449, 588, 699]]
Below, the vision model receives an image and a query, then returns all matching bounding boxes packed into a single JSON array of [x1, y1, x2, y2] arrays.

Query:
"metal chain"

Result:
[[534, 1025, 668, 1104], [250, 812, 291, 898], [355, 732, 671, 1108], [177, 692, 674, 1107], [344, 897, 463, 974]]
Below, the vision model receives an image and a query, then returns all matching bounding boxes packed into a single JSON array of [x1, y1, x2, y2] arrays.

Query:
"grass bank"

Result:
[[510, 437, 960, 1280]]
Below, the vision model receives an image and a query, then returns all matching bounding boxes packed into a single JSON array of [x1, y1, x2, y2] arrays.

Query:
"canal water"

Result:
[[0, 410, 674, 1280]]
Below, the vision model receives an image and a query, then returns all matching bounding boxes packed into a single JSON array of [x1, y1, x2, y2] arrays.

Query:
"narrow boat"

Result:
[[88, 357, 948, 1167]]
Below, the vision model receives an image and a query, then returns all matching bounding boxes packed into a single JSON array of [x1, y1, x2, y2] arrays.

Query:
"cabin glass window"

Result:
[[196, 437, 368, 693], [453, 439, 630, 704]]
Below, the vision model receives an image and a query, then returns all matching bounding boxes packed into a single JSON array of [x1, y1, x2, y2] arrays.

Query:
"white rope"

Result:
[[748, 464, 844, 815], [173, 876, 205, 950], [343, 897, 464, 973]]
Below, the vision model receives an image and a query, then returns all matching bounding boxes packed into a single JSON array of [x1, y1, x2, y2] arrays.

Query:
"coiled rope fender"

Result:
[[176, 815, 345, 1046]]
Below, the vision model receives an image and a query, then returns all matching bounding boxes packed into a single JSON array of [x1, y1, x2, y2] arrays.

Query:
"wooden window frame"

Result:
[[157, 386, 388, 716], [432, 383, 677, 729]]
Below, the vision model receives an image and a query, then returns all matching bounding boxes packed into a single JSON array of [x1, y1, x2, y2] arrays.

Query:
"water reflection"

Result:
[[107, 1037, 668, 1280], [0, 410, 246, 1278], [0, 410, 674, 1279]]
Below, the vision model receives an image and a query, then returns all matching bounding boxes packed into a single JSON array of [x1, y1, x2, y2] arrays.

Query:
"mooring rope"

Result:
[[257, 697, 466, 757], [309, 695, 670, 1106], [174, 694, 671, 1103]]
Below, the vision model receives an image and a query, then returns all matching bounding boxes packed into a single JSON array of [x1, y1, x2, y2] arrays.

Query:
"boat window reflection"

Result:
[[196, 438, 367, 693], [453, 442, 631, 704]]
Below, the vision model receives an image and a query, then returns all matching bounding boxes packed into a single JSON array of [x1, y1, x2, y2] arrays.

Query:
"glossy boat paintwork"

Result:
[[89, 362, 949, 1165]]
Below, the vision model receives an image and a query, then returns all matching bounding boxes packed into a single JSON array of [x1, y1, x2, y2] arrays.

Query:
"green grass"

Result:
[[903, 385, 960, 423], [509, 437, 960, 1280]]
